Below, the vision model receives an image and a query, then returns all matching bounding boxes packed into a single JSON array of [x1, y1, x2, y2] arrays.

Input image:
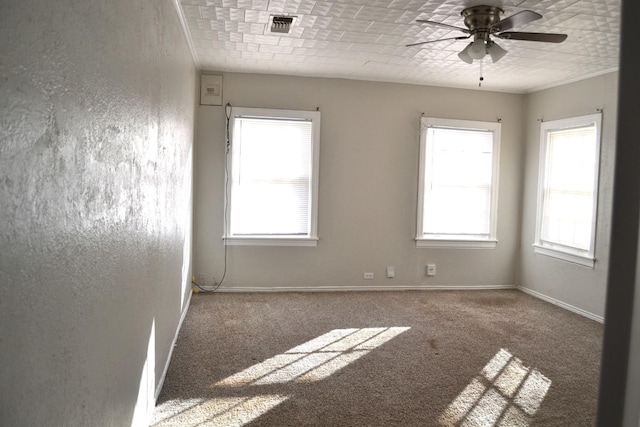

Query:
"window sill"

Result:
[[533, 244, 595, 268], [223, 236, 319, 247], [416, 238, 497, 249]]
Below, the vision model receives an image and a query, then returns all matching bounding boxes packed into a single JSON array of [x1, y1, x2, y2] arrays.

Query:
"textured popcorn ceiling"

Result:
[[178, 0, 620, 93]]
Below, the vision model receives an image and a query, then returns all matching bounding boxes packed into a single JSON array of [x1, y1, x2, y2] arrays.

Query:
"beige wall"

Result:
[[519, 72, 619, 319], [0, 0, 196, 425], [194, 73, 524, 290]]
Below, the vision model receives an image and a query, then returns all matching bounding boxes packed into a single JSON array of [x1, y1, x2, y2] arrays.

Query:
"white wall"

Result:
[[194, 73, 524, 290], [519, 72, 619, 320], [0, 0, 196, 425]]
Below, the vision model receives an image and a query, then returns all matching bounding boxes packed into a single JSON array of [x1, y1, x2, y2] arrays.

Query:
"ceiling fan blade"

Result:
[[416, 19, 470, 34], [406, 35, 471, 47], [490, 10, 542, 32], [496, 31, 568, 43]]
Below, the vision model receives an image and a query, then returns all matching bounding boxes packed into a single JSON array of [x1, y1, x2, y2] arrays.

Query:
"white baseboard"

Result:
[[517, 286, 604, 323], [413, 285, 517, 291], [213, 284, 517, 293], [154, 288, 193, 400], [206, 284, 605, 323]]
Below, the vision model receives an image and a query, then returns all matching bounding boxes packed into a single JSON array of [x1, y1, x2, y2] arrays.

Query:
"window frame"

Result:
[[533, 113, 602, 267], [223, 107, 321, 247], [416, 117, 501, 249]]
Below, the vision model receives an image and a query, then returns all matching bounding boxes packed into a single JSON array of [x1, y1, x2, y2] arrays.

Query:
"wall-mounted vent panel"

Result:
[[270, 15, 296, 34]]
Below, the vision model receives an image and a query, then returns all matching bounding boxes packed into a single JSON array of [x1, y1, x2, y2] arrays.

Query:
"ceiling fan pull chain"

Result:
[[479, 57, 484, 87]]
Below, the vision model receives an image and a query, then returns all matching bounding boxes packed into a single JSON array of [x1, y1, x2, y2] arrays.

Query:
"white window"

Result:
[[416, 117, 501, 248], [225, 107, 320, 246], [534, 113, 602, 267]]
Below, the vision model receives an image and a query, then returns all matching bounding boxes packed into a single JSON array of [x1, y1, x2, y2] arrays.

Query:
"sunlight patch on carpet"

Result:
[[297, 349, 370, 382], [152, 327, 411, 426], [214, 353, 306, 387], [151, 395, 289, 427], [152, 397, 206, 425], [440, 348, 551, 427], [214, 327, 410, 387], [254, 351, 341, 385], [285, 328, 359, 353]]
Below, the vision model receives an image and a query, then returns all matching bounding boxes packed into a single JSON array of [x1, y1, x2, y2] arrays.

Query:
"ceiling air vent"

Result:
[[270, 15, 296, 34]]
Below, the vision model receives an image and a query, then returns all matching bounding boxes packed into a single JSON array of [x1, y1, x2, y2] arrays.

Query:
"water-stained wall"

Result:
[[0, 0, 196, 425]]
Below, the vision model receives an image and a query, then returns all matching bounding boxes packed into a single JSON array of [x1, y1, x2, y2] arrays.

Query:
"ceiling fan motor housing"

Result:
[[461, 5, 504, 39]]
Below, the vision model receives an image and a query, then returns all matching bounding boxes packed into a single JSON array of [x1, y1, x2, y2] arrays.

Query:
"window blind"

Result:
[[230, 117, 313, 236], [423, 127, 494, 237], [541, 125, 597, 250]]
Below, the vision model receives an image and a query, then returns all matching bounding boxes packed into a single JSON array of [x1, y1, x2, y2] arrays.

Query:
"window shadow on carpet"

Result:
[[439, 348, 552, 427], [152, 327, 410, 426]]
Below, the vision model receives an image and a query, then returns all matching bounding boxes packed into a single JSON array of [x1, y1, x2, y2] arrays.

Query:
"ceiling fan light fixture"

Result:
[[413, 6, 567, 67], [458, 43, 474, 63], [487, 41, 507, 63], [468, 38, 486, 60]]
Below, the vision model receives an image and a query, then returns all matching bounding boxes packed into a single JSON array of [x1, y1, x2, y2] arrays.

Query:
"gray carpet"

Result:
[[152, 290, 602, 426]]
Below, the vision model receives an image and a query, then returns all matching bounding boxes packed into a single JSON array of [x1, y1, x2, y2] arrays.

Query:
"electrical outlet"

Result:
[[364, 272, 374, 280], [386, 266, 395, 278], [426, 264, 436, 276]]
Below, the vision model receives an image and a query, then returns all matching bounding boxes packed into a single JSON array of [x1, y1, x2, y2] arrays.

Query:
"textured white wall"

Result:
[[0, 0, 196, 425], [194, 73, 524, 290], [519, 72, 619, 319]]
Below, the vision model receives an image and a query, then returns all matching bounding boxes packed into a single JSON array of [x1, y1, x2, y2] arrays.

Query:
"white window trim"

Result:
[[533, 244, 595, 268], [224, 236, 319, 247], [223, 107, 321, 246], [416, 117, 501, 249], [533, 113, 602, 268], [416, 239, 498, 249]]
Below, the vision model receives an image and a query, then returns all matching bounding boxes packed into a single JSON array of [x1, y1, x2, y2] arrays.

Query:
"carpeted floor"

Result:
[[152, 290, 603, 426]]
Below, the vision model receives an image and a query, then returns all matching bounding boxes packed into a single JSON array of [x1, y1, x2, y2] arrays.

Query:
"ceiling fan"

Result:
[[407, 5, 567, 64]]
